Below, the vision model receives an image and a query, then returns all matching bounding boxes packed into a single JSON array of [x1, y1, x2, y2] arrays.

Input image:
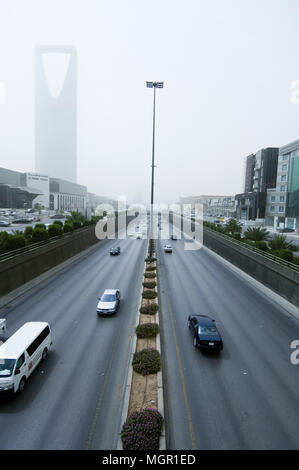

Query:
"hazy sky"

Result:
[[1, 0, 299, 203]]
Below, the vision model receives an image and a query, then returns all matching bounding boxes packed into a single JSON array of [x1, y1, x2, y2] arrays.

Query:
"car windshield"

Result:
[[101, 294, 115, 302], [0, 359, 16, 377], [199, 326, 218, 335]]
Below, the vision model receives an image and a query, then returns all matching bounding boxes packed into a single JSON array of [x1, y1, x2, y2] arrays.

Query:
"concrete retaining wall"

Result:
[[0, 217, 131, 298], [203, 228, 299, 307]]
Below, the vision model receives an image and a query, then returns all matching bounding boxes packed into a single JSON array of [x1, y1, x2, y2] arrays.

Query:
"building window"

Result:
[[280, 185, 285, 191], [282, 164, 287, 171], [270, 206, 275, 212], [279, 206, 284, 212], [281, 175, 286, 182], [282, 154, 289, 161], [271, 196, 275, 202], [280, 196, 285, 202]]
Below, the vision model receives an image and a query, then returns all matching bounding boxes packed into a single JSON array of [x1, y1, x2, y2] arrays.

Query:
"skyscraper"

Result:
[[35, 45, 77, 183]]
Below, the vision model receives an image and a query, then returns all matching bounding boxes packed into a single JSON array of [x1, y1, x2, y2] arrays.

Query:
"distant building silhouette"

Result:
[[35, 45, 77, 183]]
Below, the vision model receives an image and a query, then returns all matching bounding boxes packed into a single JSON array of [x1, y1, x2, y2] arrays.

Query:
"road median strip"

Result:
[[118, 240, 165, 450]]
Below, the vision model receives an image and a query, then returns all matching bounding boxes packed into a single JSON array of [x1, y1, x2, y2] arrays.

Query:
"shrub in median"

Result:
[[136, 323, 159, 339], [144, 272, 156, 279], [140, 303, 159, 315], [145, 257, 157, 263], [121, 408, 163, 450], [142, 290, 157, 299], [142, 281, 156, 289], [132, 348, 161, 375], [146, 266, 156, 271]]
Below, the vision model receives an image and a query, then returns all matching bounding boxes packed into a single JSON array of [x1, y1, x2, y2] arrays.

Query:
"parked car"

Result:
[[0, 219, 10, 227], [110, 247, 120, 255], [12, 218, 31, 224], [164, 244, 173, 253], [97, 289, 120, 315], [277, 227, 295, 233], [188, 314, 223, 351], [171, 234, 177, 240], [50, 214, 65, 219]]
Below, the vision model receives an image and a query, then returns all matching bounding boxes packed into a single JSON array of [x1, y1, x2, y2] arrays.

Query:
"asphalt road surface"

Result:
[[0, 235, 147, 449], [157, 224, 299, 450]]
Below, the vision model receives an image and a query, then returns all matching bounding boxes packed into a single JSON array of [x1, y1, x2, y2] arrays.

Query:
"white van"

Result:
[[0, 322, 52, 395]]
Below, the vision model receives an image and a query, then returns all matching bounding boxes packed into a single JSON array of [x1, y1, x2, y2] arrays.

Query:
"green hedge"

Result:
[[132, 348, 161, 375], [142, 290, 157, 299], [136, 323, 159, 338], [142, 281, 157, 289], [140, 303, 159, 315]]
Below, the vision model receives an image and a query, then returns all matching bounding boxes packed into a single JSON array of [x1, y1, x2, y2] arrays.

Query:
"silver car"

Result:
[[97, 289, 120, 315]]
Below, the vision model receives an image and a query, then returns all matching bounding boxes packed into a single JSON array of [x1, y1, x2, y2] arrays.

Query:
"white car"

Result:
[[97, 289, 120, 315], [164, 244, 173, 253]]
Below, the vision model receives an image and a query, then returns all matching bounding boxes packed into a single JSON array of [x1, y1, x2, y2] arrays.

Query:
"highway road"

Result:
[[157, 222, 299, 450], [0, 234, 147, 449]]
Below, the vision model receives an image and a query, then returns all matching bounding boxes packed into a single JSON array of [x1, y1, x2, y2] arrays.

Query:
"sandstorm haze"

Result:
[[0, 0, 299, 204]]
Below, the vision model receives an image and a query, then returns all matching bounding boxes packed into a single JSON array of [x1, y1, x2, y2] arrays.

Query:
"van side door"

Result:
[[14, 353, 27, 390]]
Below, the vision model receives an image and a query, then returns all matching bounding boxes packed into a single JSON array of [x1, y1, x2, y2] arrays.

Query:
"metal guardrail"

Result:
[[0, 226, 92, 263], [203, 225, 299, 274]]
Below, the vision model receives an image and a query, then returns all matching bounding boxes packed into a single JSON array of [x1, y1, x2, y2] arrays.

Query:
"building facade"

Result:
[[236, 147, 278, 220], [49, 178, 86, 213], [265, 139, 299, 230]]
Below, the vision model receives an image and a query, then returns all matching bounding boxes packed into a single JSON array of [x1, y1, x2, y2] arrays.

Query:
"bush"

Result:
[[143, 281, 156, 289], [144, 272, 156, 279], [233, 233, 241, 240], [145, 257, 157, 263], [121, 408, 163, 450], [72, 220, 82, 230], [140, 303, 159, 315], [5, 234, 26, 251], [146, 266, 156, 271], [48, 223, 63, 238], [34, 223, 46, 230], [142, 290, 157, 299], [277, 249, 294, 261], [52, 220, 63, 227], [136, 323, 159, 339], [32, 227, 49, 242], [63, 222, 74, 233], [23, 226, 33, 239], [132, 348, 161, 375], [254, 241, 268, 251]]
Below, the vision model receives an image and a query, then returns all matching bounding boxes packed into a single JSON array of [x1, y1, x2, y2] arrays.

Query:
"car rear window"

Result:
[[199, 326, 218, 335]]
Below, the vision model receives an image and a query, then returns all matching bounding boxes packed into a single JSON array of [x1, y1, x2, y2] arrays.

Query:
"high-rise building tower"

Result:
[[35, 45, 77, 183]]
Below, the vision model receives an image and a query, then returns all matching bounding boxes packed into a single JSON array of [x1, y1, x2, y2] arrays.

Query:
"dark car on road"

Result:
[[188, 314, 223, 351], [110, 246, 120, 255], [171, 234, 177, 240]]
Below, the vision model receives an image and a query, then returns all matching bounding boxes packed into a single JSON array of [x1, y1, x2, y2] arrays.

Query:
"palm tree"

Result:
[[244, 226, 270, 242], [224, 218, 243, 236], [268, 234, 296, 251]]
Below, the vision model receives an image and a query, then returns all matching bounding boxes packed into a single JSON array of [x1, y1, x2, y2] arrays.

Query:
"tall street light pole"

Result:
[[146, 81, 164, 257]]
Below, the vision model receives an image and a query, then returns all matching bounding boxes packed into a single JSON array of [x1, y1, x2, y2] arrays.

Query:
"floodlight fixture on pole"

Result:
[[146, 81, 164, 257]]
